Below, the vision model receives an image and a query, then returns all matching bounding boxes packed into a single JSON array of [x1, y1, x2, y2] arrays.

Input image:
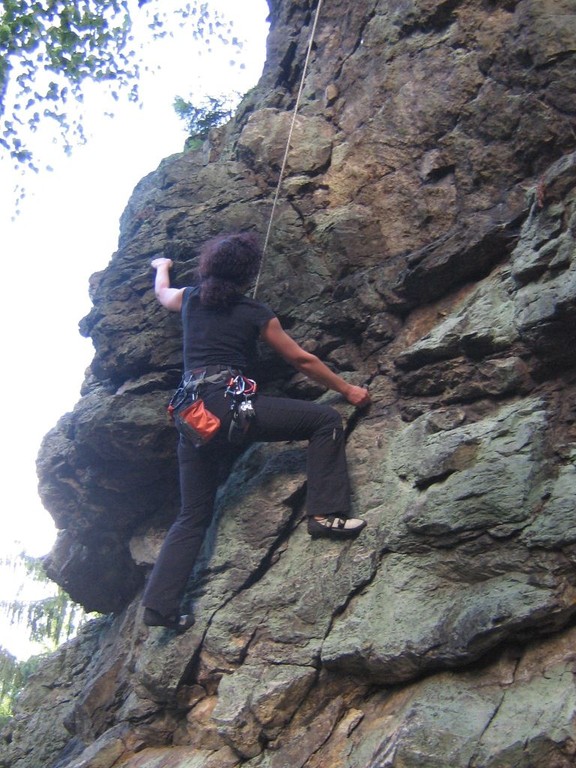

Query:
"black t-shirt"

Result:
[[181, 286, 276, 374]]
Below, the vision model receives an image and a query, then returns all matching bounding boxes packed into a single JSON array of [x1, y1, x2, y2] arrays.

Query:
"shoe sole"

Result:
[[308, 522, 366, 539], [143, 609, 195, 632]]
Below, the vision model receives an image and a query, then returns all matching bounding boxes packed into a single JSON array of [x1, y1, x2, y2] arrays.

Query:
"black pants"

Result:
[[143, 384, 351, 617]]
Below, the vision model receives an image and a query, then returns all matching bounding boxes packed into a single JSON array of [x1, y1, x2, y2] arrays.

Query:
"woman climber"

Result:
[[142, 232, 371, 631]]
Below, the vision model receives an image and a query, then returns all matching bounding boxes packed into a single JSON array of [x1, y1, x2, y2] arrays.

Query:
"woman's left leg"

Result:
[[142, 435, 240, 619]]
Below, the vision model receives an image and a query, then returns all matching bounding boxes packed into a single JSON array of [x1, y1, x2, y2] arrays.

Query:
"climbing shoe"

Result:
[[307, 515, 367, 539], [143, 607, 195, 633]]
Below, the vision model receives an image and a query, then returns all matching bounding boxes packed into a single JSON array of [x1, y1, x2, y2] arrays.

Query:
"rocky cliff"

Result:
[[3, 1, 576, 766]]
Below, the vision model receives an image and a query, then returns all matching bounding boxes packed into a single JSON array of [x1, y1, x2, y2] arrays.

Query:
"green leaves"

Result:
[[0, 646, 28, 727], [173, 92, 236, 140], [0, 554, 92, 724], [0, 0, 241, 171], [0, 551, 89, 649], [1, 0, 136, 167]]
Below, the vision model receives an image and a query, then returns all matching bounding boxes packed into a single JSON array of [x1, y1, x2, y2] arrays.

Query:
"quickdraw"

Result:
[[225, 375, 257, 443], [168, 376, 201, 415], [225, 374, 257, 399]]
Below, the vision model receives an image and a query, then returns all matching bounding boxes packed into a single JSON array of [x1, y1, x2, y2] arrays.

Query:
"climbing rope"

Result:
[[252, 0, 325, 298]]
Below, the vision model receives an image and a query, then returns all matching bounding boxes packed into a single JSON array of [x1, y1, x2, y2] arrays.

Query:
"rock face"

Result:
[[3, 1, 576, 766]]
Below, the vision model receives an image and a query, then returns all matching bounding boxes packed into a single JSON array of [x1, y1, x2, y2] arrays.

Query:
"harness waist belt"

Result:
[[186, 365, 243, 379]]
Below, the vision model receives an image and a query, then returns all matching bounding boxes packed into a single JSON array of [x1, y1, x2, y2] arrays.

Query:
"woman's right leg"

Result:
[[248, 395, 352, 518]]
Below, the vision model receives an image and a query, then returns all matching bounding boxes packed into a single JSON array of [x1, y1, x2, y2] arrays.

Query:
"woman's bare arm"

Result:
[[151, 258, 184, 312], [261, 317, 370, 407]]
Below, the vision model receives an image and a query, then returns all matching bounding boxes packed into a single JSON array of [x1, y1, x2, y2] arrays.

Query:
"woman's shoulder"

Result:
[[238, 294, 275, 317], [180, 285, 201, 313], [182, 285, 201, 300], [238, 293, 273, 309]]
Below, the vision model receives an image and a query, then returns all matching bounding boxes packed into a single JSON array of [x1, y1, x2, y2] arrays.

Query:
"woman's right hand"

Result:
[[151, 257, 173, 270], [345, 385, 371, 408]]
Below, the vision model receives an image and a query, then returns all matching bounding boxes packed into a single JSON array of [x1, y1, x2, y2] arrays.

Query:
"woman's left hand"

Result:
[[151, 257, 173, 270]]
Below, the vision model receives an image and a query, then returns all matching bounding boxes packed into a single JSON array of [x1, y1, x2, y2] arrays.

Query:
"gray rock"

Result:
[[6, 1, 576, 767]]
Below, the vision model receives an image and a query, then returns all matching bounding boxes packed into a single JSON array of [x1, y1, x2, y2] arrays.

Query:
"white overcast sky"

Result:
[[0, 0, 269, 658]]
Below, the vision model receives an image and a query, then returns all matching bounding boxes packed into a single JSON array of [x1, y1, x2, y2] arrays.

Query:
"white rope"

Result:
[[252, 0, 324, 298]]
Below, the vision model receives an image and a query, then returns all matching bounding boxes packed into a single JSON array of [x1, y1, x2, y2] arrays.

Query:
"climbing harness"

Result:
[[225, 374, 258, 444], [168, 370, 259, 447], [252, 0, 325, 298]]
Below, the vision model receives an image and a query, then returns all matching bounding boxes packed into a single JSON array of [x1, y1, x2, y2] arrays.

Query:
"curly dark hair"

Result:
[[198, 232, 262, 307]]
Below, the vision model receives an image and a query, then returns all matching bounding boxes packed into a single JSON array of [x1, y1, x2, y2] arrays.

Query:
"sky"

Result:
[[0, 0, 269, 660]]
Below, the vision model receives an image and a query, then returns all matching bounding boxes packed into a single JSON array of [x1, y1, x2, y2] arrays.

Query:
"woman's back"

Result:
[[181, 287, 274, 373]]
